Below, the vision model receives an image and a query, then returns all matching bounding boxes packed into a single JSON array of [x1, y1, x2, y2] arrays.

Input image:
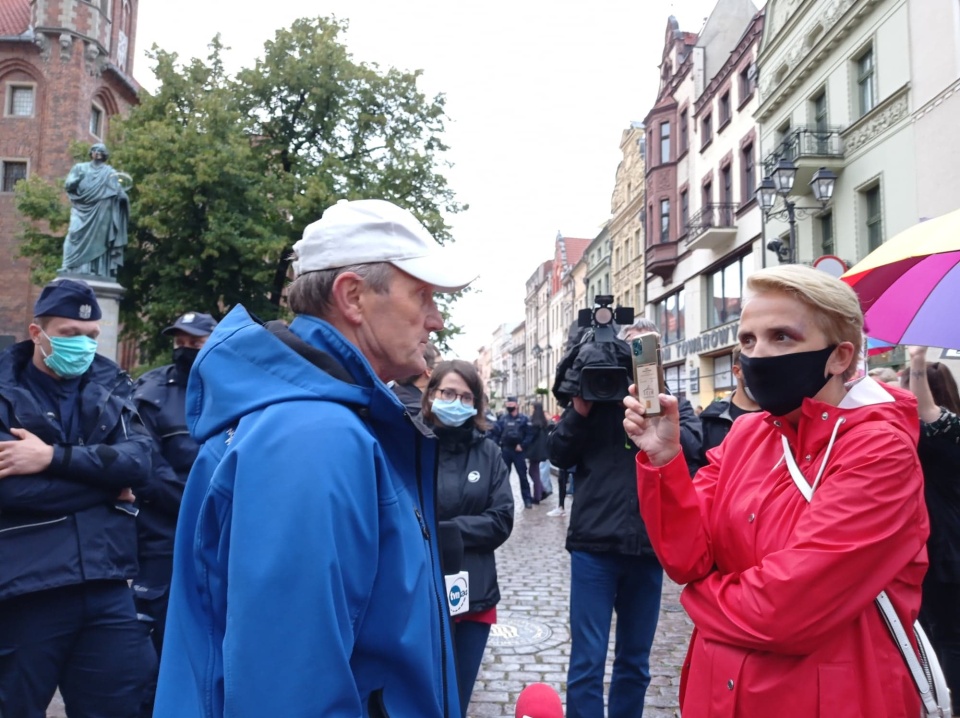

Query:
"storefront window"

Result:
[[707, 255, 746, 328], [654, 288, 685, 345]]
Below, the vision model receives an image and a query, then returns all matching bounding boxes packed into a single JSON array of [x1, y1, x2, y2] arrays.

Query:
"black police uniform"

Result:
[[132, 362, 197, 656], [489, 409, 534, 506], [0, 343, 156, 718]]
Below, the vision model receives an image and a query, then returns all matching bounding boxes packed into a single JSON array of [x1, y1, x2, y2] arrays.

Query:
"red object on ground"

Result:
[[515, 683, 563, 718]]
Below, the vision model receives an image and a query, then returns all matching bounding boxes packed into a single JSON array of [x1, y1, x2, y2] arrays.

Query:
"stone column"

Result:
[[58, 274, 125, 362]]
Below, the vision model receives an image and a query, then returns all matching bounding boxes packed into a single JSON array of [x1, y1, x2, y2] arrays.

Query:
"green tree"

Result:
[[235, 16, 466, 343], [15, 18, 465, 359]]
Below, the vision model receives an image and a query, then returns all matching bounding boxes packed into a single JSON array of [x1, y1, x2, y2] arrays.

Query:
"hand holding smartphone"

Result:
[[631, 333, 666, 416]]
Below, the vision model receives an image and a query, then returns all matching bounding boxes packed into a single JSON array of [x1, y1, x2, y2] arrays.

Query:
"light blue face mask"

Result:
[[431, 398, 478, 427], [41, 330, 98, 379]]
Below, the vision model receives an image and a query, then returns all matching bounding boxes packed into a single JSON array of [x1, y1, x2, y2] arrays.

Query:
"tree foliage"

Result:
[[15, 18, 464, 360]]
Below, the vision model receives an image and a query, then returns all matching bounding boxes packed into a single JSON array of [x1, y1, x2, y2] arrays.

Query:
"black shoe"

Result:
[[541, 491, 553, 500], [524, 500, 533, 509]]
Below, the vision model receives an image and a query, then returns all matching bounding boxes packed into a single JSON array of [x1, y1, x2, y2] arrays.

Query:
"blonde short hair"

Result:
[[746, 264, 863, 380]]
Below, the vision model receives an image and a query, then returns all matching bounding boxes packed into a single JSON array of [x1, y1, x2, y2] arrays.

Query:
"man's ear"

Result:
[[330, 272, 365, 326], [27, 323, 43, 344]]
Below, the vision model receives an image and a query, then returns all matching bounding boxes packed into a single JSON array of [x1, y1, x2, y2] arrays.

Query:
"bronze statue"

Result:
[[60, 143, 130, 278]]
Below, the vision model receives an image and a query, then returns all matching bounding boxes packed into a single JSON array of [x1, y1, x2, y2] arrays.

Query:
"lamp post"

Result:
[[757, 160, 837, 264]]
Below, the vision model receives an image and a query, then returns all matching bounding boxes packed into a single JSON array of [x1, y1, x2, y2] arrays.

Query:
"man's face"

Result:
[[173, 330, 209, 350], [356, 268, 444, 383], [29, 317, 100, 373]]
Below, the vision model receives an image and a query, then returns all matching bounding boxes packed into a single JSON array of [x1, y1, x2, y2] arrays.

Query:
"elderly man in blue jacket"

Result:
[[155, 199, 477, 718], [0, 278, 155, 718]]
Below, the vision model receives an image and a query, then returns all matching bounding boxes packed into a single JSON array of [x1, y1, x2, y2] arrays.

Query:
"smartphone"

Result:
[[631, 333, 666, 416]]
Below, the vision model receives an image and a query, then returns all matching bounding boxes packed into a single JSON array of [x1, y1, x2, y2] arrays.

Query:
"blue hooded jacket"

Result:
[[154, 306, 459, 718]]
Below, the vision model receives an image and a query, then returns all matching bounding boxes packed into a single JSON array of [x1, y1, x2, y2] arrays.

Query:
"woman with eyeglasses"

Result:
[[421, 360, 515, 717]]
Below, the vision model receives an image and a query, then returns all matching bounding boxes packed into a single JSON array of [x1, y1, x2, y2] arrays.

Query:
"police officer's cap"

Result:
[[162, 312, 218, 337], [34, 279, 102, 321]]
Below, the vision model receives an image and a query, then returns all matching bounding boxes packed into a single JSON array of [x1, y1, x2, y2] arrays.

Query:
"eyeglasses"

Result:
[[437, 388, 475, 406]]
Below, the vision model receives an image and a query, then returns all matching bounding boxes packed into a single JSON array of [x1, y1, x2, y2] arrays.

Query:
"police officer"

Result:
[[132, 311, 216, 710], [0, 278, 155, 718], [489, 396, 535, 508]]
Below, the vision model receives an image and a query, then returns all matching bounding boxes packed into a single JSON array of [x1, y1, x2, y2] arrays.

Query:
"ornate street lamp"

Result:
[[757, 164, 837, 265]]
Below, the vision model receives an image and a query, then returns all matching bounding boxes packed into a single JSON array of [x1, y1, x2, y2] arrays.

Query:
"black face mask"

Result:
[[173, 346, 200, 378], [506, 406, 517, 414], [738, 345, 837, 416]]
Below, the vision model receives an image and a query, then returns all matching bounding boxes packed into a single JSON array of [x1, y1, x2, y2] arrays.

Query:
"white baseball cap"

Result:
[[292, 199, 477, 292]]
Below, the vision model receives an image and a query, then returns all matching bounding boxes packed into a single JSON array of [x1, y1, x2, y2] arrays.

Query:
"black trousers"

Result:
[[0, 580, 156, 718], [501, 447, 531, 504]]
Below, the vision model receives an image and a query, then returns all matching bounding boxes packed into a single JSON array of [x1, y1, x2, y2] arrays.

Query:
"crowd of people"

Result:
[[0, 198, 956, 718]]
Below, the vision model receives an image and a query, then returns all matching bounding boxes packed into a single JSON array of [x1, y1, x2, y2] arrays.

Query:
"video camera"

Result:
[[552, 295, 635, 406]]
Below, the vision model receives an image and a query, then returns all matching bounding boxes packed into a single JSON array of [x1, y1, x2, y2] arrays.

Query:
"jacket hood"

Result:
[[186, 305, 402, 442]]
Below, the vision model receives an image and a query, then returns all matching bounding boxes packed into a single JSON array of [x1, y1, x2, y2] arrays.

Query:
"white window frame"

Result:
[[90, 103, 104, 138], [1, 158, 29, 193], [5, 82, 36, 118]]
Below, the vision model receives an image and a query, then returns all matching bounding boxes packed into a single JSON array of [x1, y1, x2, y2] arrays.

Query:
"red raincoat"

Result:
[[637, 378, 928, 718]]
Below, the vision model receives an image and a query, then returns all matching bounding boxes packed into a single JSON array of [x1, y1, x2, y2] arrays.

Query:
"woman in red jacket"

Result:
[[623, 264, 928, 718]]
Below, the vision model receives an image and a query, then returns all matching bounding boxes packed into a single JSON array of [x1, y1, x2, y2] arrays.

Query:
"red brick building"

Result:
[[0, 0, 140, 348]]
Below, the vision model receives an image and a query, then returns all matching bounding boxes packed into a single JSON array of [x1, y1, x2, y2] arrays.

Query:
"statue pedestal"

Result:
[[57, 274, 124, 362]]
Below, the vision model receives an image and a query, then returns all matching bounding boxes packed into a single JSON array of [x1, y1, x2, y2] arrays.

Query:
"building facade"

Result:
[[609, 122, 647, 314], [756, 0, 915, 270], [644, 2, 764, 409], [0, 0, 140, 346]]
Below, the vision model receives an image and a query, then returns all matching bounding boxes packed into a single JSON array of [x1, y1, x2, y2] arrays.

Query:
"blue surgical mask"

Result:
[[431, 398, 478, 427], [40, 330, 98, 379]]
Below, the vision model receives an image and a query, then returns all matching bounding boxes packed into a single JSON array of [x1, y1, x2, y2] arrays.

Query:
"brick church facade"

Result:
[[0, 0, 140, 348]]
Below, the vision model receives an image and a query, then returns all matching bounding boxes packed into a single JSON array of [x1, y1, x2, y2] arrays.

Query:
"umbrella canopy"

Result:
[[842, 208, 960, 348]]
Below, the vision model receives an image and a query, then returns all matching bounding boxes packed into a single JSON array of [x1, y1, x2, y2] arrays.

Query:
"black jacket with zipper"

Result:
[[0, 340, 152, 601], [432, 423, 514, 613], [548, 398, 701, 556]]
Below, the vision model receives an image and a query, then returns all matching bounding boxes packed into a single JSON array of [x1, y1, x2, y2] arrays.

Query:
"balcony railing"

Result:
[[762, 126, 845, 177], [684, 203, 738, 246]]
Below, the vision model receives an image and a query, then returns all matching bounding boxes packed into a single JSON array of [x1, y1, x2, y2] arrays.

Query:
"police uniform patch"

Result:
[[78, 304, 92, 319], [182, 313, 196, 323]]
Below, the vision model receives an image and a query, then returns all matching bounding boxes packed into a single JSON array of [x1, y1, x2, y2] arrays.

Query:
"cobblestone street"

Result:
[[467, 469, 691, 717]]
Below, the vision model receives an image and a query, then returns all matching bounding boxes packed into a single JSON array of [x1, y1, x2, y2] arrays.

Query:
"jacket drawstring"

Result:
[[781, 416, 846, 502]]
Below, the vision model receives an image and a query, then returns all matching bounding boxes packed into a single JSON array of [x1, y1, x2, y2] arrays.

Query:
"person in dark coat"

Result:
[[489, 395, 535, 507], [0, 278, 155, 718], [132, 310, 217, 714], [901, 346, 960, 713], [391, 342, 440, 415], [526, 402, 550, 503], [549, 317, 702, 718], [421, 360, 514, 717], [694, 346, 760, 470]]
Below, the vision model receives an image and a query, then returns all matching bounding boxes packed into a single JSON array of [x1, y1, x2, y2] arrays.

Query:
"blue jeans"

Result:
[[567, 552, 663, 718], [453, 620, 491, 718]]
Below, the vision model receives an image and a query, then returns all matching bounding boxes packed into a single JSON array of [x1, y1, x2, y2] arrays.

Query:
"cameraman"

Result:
[[548, 317, 701, 718], [489, 396, 535, 508]]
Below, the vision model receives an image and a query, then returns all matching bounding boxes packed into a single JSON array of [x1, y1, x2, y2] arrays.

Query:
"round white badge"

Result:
[[467, 471, 480, 483]]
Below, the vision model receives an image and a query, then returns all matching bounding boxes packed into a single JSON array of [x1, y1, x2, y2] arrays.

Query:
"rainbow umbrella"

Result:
[[841, 208, 960, 348], [866, 336, 897, 356]]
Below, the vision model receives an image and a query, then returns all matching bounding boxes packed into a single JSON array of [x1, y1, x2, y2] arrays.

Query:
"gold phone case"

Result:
[[631, 333, 666, 416]]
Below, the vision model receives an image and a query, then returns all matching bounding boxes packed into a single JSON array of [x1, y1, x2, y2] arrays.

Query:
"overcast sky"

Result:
[[135, 0, 753, 358]]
